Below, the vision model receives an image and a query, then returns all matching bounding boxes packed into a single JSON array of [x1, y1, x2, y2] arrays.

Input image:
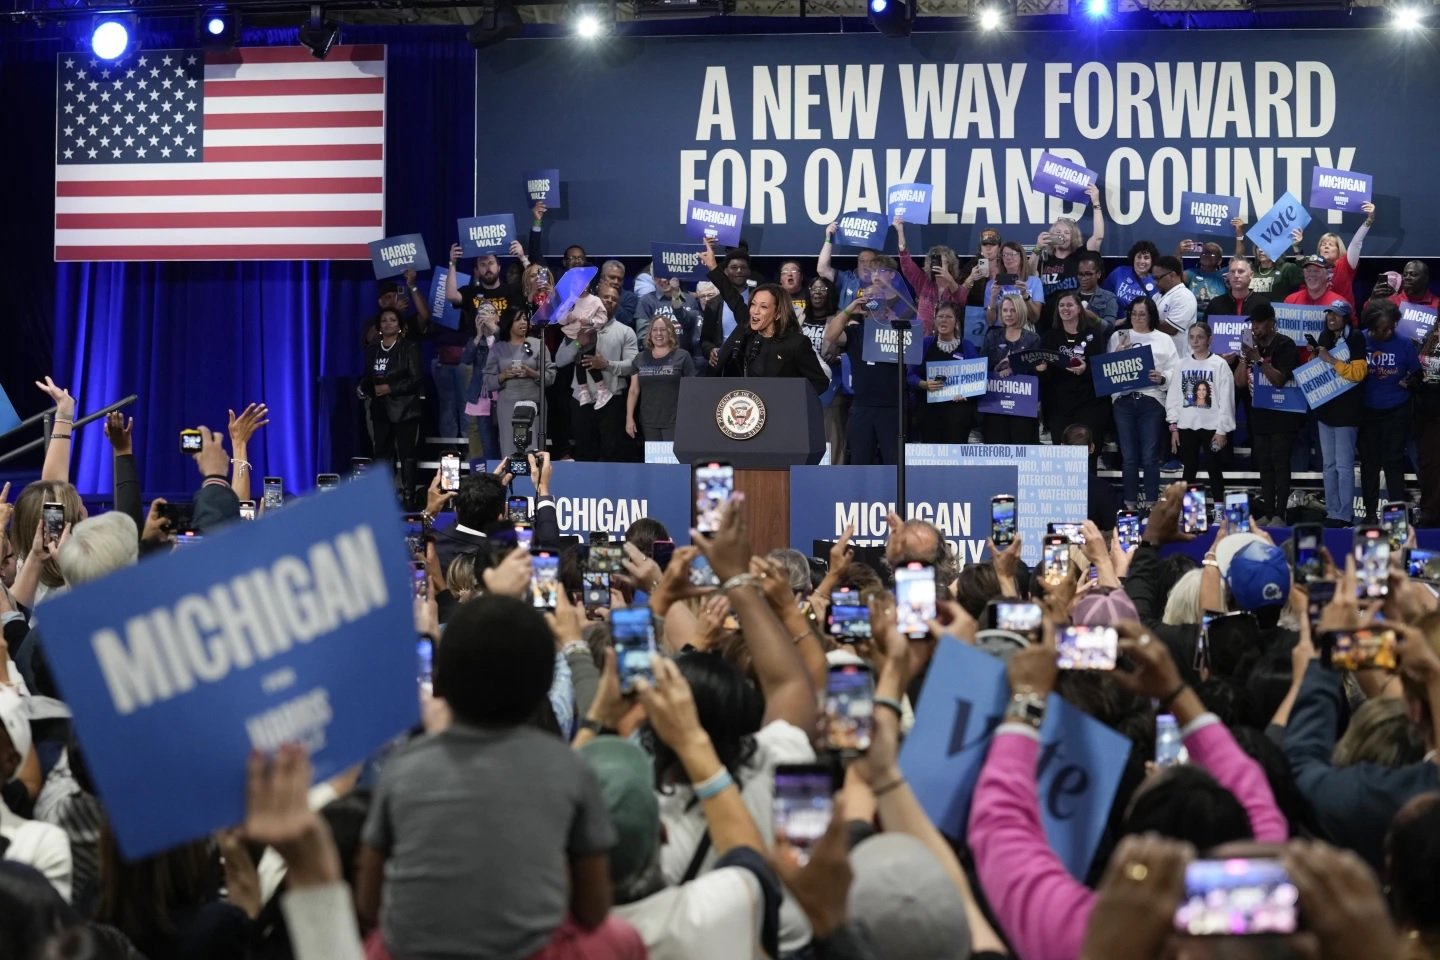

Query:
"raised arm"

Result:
[[103, 413, 144, 534], [1347, 201, 1375, 270], [36, 378, 75, 484], [445, 243, 465, 306], [1084, 184, 1105, 251], [818, 222, 839, 282], [227, 403, 269, 505]]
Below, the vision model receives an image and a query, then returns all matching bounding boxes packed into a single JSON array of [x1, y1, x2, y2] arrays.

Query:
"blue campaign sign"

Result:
[[837, 210, 887, 248], [427, 267, 463, 331], [550, 265, 600, 328], [899, 640, 1130, 879], [650, 242, 710, 283], [1209, 317, 1248, 356], [368, 233, 430, 279], [1251, 366, 1308, 413], [1272, 303, 1327, 342], [1294, 355, 1359, 409], [526, 168, 561, 208], [927, 357, 988, 402], [509, 462, 692, 543], [685, 199, 744, 246], [39, 472, 419, 859], [886, 182, 933, 224], [1398, 303, 1438, 343], [1309, 166, 1371, 213], [963, 306, 989, 350], [0, 383, 19, 434], [1030, 151, 1096, 204], [861, 318, 923, 364], [1247, 192, 1312, 263], [977, 374, 1039, 418], [1179, 191, 1240, 237], [457, 214, 516, 256], [1090, 344, 1155, 397], [789, 464, 1016, 561]]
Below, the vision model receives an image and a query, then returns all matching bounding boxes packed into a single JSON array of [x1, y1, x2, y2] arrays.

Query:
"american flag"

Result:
[[54, 45, 386, 262]]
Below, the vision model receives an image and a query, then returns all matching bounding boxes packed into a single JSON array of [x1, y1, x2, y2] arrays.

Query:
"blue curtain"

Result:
[[4, 24, 476, 495]]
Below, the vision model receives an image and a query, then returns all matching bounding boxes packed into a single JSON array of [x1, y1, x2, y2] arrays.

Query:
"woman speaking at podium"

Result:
[[701, 238, 830, 394]]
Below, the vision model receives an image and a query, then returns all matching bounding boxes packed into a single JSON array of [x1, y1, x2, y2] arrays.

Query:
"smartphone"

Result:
[[531, 551, 561, 611], [1320, 627, 1399, 671], [1196, 609, 1221, 672], [1046, 521, 1084, 545], [316, 473, 340, 492], [987, 600, 1043, 640], [582, 571, 611, 613], [1383, 502, 1409, 549], [1116, 510, 1141, 549], [238, 500, 256, 521], [507, 495, 530, 523], [440, 452, 461, 493], [42, 501, 65, 545], [1224, 492, 1250, 528], [508, 453, 531, 479], [350, 456, 373, 476], [651, 539, 676, 571], [1293, 523, 1324, 586], [824, 663, 874, 754], [991, 495, 1017, 547], [893, 562, 936, 639], [402, 512, 426, 562], [694, 460, 734, 534], [1042, 534, 1070, 579], [1354, 526, 1390, 599], [262, 476, 284, 510], [1406, 546, 1440, 580], [1182, 485, 1209, 535], [1056, 625, 1118, 670], [773, 764, 835, 866], [172, 532, 204, 548], [179, 428, 203, 455], [417, 636, 434, 695], [976, 256, 989, 274], [1174, 858, 1299, 936], [611, 607, 657, 694], [1155, 714, 1186, 767], [590, 544, 625, 574], [1305, 581, 1336, 625], [826, 588, 872, 642], [690, 555, 721, 589], [1304, 333, 1319, 349], [410, 561, 427, 602], [515, 523, 534, 553]]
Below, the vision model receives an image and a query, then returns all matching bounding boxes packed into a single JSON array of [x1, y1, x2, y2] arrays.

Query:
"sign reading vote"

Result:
[[1179, 192, 1240, 236], [978, 374, 1039, 418], [1030, 151, 1096, 203], [367, 233, 429, 279], [526, 168, 560, 207], [427, 267, 463, 330], [1247, 192, 1312, 263], [457, 213, 516, 256], [900, 640, 1130, 878], [650, 242, 710, 283], [509, 461, 692, 542], [1091, 344, 1155, 396], [861, 318, 923, 364], [836, 211, 887, 248], [1272, 303, 1328, 342], [927, 357, 988, 402], [886, 183, 933, 224], [1251, 367, 1309, 413], [684, 199, 744, 246], [1309, 166, 1372, 213], [1398, 303, 1438, 343], [40, 472, 419, 859]]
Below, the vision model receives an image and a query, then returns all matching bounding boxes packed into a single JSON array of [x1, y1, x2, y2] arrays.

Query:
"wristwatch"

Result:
[[1004, 690, 1047, 730], [579, 718, 618, 736]]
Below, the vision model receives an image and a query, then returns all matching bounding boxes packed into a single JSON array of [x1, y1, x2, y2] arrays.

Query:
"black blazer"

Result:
[[715, 324, 831, 395], [361, 338, 424, 423]]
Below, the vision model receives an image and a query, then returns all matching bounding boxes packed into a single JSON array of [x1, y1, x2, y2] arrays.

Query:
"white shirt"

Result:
[[1166, 353, 1238, 434], [1106, 328, 1181, 406], [1159, 284, 1199, 359], [1, 798, 73, 902], [617, 867, 767, 960]]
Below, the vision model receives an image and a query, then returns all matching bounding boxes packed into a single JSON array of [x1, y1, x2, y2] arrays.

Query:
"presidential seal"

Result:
[[716, 389, 766, 440]]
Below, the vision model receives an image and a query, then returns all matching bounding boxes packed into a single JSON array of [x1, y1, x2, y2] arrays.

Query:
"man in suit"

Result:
[[431, 452, 561, 572]]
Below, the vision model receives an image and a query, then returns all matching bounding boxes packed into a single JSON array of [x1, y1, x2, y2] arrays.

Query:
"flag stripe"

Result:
[[58, 177, 381, 197], [55, 226, 382, 245], [59, 159, 382, 181], [204, 45, 386, 64], [56, 244, 372, 260], [203, 126, 384, 146], [57, 210, 383, 229], [205, 110, 383, 129], [204, 77, 384, 97], [202, 143, 383, 162], [57, 193, 383, 213], [203, 60, 386, 82], [203, 93, 386, 114]]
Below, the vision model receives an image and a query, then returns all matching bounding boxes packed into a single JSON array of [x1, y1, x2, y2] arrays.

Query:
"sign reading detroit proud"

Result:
[[473, 31, 1421, 253]]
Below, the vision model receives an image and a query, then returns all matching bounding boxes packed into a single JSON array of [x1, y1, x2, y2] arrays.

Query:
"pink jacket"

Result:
[[969, 716, 1287, 960], [899, 249, 961, 338]]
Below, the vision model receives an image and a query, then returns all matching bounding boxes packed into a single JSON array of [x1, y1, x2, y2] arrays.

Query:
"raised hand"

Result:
[[34, 376, 75, 421], [228, 403, 270, 448], [104, 412, 133, 456]]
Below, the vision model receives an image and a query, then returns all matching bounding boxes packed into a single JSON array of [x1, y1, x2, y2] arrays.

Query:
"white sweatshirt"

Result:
[[1105, 328, 1180, 405], [1166, 352, 1237, 433]]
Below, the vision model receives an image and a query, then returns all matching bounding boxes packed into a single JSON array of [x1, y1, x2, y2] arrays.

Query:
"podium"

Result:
[[673, 378, 825, 555]]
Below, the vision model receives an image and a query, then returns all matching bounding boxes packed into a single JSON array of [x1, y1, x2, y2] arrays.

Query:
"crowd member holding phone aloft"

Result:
[[1239, 303, 1304, 525], [1378, 260, 1440, 310], [358, 307, 423, 508], [1360, 299, 1420, 524], [1101, 240, 1160, 313], [983, 241, 1044, 330], [1107, 298, 1180, 510], [962, 229, 1004, 308], [626, 313, 696, 443], [1167, 322, 1236, 502], [894, 216, 963, 337], [912, 302, 982, 444], [1176, 240, 1227, 310], [1072, 251, 1118, 327], [981, 293, 1046, 445], [1030, 183, 1105, 304], [1311, 302, 1368, 526], [481, 308, 556, 457], [817, 222, 892, 308], [823, 278, 911, 464], [1040, 291, 1110, 450]]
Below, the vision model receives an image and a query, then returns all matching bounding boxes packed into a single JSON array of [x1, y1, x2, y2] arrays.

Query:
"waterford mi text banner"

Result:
[[473, 30, 1433, 254]]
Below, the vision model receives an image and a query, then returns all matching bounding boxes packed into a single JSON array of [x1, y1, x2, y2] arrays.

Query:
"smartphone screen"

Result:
[[1225, 492, 1250, 528], [1042, 534, 1070, 579], [42, 502, 65, 544], [417, 636, 434, 695], [1305, 581, 1336, 625], [1046, 521, 1084, 545], [1321, 627, 1398, 671], [441, 452, 461, 492], [582, 571, 611, 612], [824, 664, 874, 754], [1182, 485, 1209, 535], [826, 588, 871, 642], [1056, 625, 1118, 670], [263, 477, 284, 510], [1354, 526, 1390, 599], [172, 532, 204, 549], [1383, 502, 1408, 548], [1116, 510, 1141, 549], [1293, 523, 1323, 585], [239, 500, 256, 521], [694, 461, 734, 534], [402, 513, 426, 562], [611, 608, 657, 693], [179, 429, 203, 455], [531, 552, 561, 611], [351, 456, 373, 475], [690, 555, 721, 589], [651, 539, 676, 571], [590, 544, 625, 574], [316, 473, 340, 492], [1196, 610, 1220, 672], [515, 524, 534, 553], [893, 563, 936, 638], [773, 764, 835, 866], [1155, 714, 1186, 767], [507, 496, 530, 523], [991, 495, 1016, 546], [990, 601, 1043, 639], [1406, 547, 1440, 580], [1174, 858, 1299, 936], [410, 561, 427, 602]]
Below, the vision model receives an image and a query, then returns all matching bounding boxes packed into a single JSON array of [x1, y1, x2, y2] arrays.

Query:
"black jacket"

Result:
[[361, 338, 424, 423], [715, 324, 831, 395], [432, 496, 562, 573]]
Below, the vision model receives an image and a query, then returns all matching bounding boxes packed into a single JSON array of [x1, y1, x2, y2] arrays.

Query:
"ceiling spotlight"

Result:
[[467, 0, 523, 48], [868, 0, 912, 36], [298, 5, 339, 59], [1393, 4, 1425, 28], [1084, 0, 1108, 16], [870, 0, 888, 11], [978, 6, 1003, 29], [575, 12, 600, 35], [198, 6, 239, 48], [90, 15, 136, 61]]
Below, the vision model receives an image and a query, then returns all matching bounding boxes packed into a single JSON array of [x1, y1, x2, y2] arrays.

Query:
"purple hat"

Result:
[[1072, 590, 1140, 626]]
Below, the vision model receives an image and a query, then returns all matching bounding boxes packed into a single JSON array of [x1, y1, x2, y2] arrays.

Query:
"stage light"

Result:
[[197, 7, 239, 48], [870, 0, 888, 12], [868, 0, 912, 37], [978, 6, 1003, 30], [467, 0, 523, 49], [298, 5, 339, 59], [90, 16, 135, 61], [575, 12, 600, 35], [1084, 0, 1108, 16], [1393, 4, 1425, 28]]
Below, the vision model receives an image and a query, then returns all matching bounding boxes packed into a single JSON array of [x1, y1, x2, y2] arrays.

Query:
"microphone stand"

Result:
[[888, 316, 913, 514]]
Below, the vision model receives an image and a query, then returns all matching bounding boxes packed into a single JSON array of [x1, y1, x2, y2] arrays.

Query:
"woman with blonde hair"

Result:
[[981, 293, 1046, 444], [1295, 200, 1375, 304], [1030, 183, 1105, 306], [11, 480, 85, 605], [626, 312, 696, 442]]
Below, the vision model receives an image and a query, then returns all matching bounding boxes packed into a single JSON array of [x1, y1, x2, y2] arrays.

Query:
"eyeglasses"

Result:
[[1151, 270, 1173, 281]]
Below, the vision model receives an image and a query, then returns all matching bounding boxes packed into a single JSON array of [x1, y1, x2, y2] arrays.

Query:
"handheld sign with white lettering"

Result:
[[684, 199, 744, 247], [1179, 192, 1241, 237], [40, 472, 418, 859], [963, 306, 988, 350], [1246, 192, 1312, 263], [1030, 152, 1097, 204], [1271, 303, 1328, 343], [900, 640, 1129, 878], [525, 168, 561, 208], [1090, 345, 1155, 397], [977, 374, 1039, 418], [367, 234, 430, 279], [649, 242, 709, 283], [1209, 318, 1248, 356], [457, 214, 516, 256], [427, 267, 463, 330], [861, 318, 923, 364], [836, 211, 887, 249], [885, 183, 933, 224], [1295, 345, 1359, 410], [1398, 303, 1438, 343], [1251, 366, 1309, 413], [927, 357, 988, 402], [1309, 166, 1372, 213]]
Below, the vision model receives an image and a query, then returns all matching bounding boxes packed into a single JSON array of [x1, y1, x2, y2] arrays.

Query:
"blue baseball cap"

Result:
[[1219, 535, 1291, 609]]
